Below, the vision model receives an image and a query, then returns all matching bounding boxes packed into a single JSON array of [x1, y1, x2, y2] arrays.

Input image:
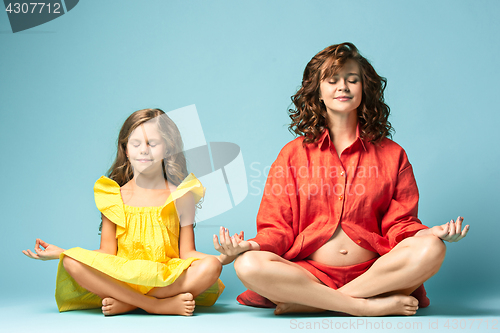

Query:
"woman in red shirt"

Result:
[[214, 42, 469, 316]]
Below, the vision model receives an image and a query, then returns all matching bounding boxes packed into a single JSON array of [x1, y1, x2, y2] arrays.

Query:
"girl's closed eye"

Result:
[[128, 139, 141, 147]]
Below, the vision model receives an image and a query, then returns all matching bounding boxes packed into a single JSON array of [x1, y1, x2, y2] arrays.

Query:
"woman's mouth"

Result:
[[335, 96, 352, 101]]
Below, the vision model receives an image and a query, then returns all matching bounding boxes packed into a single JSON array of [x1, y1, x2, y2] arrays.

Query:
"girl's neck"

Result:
[[133, 172, 168, 190]]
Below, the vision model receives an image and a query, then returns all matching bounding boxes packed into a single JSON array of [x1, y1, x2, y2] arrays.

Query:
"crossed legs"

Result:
[[62, 255, 222, 316], [234, 235, 446, 316]]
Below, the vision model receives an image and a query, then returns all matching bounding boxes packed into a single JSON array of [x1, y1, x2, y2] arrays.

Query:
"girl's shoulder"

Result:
[[93, 176, 126, 230], [170, 173, 205, 205], [94, 176, 121, 194]]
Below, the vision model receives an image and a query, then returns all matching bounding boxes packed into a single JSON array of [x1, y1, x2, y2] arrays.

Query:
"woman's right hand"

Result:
[[22, 239, 65, 260], [213, 227, 251, 257]]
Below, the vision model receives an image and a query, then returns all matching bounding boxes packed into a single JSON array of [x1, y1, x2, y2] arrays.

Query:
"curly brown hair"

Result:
[[289, 42, 393, 145], [108, 108, 188, 187]]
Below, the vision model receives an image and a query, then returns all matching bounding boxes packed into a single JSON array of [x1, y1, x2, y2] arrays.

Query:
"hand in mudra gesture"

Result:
[[22, 238, 65, 260], [431, 216, 469, 243], [213, 227, 250, 257]]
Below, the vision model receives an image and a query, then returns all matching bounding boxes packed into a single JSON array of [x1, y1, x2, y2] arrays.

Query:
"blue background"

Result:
[[1, 1, 499, 332]]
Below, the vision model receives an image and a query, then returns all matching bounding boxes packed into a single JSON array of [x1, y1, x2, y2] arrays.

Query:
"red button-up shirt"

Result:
[[251, 128, 428, 259]]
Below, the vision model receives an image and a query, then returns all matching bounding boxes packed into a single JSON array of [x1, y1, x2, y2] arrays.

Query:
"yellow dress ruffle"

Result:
[[55, 173, 224, 312]]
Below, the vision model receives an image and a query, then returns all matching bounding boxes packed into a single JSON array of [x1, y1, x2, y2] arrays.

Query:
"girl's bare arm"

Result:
[[23, 214, 117, 260], [95, 214, 117, 255]]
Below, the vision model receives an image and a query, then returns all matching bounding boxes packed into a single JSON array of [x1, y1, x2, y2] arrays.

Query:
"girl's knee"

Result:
[[197, 256, 222, 280], [62, 256, 81, 274]]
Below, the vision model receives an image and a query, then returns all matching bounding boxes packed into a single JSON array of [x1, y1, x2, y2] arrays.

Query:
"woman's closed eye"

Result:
[[329, 79, 358, 84]]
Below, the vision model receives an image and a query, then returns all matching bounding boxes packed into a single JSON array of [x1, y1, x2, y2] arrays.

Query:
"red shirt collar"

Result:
[[318, 124, 367, 152]]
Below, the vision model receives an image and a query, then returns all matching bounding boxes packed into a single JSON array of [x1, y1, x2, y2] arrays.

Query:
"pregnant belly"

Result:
[[306, 225, 379, 267]]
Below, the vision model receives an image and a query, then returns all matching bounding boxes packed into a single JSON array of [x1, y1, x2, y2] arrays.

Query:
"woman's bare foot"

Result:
[[274, 302, 326, 315], [361, 295, 419, 316], [149, 293, 195, 316], [102, 297, 138, 316]]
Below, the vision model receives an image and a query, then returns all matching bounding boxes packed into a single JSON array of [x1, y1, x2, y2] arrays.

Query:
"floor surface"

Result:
[[2, 296, 499, 333]]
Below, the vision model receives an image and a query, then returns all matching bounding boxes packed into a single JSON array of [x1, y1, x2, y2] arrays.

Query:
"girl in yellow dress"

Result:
[[23, 108, 238, 316]]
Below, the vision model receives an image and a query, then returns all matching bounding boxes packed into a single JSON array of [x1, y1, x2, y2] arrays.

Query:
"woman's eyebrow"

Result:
[[330, 72, 360, 77]]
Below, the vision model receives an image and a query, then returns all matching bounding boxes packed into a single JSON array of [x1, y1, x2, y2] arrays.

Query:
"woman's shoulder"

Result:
[[276, 136, 306, 158], [375, 136, 406, 152], [370, 137, 413, 169]]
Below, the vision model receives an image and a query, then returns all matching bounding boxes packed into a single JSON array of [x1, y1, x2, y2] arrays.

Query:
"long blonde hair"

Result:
[[108, 108, 188, 186]]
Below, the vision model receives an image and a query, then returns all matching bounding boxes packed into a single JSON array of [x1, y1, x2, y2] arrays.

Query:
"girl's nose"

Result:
[[140, 143, 150, 154]]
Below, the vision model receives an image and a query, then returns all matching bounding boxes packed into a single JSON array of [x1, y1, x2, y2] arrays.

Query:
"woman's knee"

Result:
[[234, 251, 269, 281], [412, 235, 446, 269]]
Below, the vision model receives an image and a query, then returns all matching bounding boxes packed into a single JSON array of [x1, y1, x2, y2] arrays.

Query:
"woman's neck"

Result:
[[326, 110, 358, 157]]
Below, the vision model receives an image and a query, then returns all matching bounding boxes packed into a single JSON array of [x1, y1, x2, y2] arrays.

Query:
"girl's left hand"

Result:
[[431, 216, 469, 242]]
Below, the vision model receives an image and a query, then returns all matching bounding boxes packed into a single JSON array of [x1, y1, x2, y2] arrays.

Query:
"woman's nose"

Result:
[[337, 79, 349, 92]]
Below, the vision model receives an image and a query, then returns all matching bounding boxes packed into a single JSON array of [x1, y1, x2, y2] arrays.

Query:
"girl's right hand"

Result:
[[22, 239, 65, 260]]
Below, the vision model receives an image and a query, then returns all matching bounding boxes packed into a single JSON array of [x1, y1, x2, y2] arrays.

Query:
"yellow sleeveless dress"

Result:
[[54, 173, 224, 312]]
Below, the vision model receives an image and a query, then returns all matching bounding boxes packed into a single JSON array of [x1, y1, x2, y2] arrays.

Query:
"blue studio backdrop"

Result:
[[1, 1, 499, 332]]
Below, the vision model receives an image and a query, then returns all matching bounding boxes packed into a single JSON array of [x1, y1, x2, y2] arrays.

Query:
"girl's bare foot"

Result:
[[361, 295, 419, 316], [150, 293, 195, 316], [102, 297, 137, 316], [274, 302, 326, 315]]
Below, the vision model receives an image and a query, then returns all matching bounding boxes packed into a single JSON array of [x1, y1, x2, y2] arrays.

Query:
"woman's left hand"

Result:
[[431, 216, 469, 242]]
